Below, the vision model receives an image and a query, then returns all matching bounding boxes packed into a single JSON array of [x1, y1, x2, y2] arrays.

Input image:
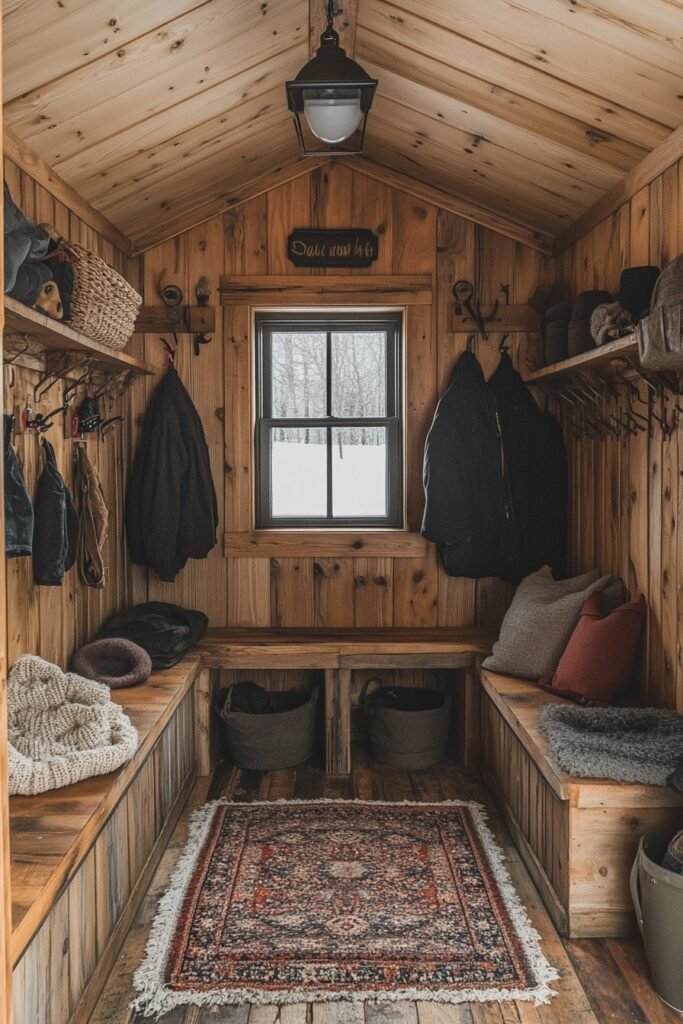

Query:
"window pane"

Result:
[[331, 331, 387, 417], [332, 426, 388, 518], [271, 332, 327, 417], [271, 427, 327, 518]]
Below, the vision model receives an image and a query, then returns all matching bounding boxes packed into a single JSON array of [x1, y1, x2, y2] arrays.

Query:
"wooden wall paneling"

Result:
[[352, 558, 394, 628], [270, 558, 315, 627], [227, 559, 271, 627], [350, 171, 394, 275], [313, 559, 355, 628], [267, 175, 313, 276]]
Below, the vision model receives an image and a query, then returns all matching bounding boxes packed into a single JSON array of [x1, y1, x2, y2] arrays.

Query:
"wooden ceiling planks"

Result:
[[2, 0, 681, 251]]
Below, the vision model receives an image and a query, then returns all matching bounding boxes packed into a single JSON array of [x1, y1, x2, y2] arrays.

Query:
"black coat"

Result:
[[422, 351, 566, 582], [488, 353, 567, 581], [421, 351, 516, 579], [126, 368, 218, 581]]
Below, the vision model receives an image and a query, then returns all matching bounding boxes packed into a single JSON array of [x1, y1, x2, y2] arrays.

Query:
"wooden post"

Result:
[[194, 668, 213, 777], [324, 668, 352, 776], [456, 661, 481, 775]]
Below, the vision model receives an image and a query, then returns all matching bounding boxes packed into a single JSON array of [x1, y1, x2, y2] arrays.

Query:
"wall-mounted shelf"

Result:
[[3, 296, 156, 375], [523, 332, 638, 383]]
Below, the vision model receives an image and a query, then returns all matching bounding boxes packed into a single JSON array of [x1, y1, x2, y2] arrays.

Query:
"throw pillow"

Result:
[[539, 592, 645, 705], [482, 566, 620, 680]]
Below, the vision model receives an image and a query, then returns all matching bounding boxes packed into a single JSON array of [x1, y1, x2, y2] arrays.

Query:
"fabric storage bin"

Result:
[[361, 678, 451, 770], [215, 685, 318, 770], [60, 239, 142, 350], [631, 829, 683, 1012]]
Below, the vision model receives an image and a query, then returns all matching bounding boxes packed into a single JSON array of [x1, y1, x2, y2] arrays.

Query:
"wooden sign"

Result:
[[287, 228, 379, 268]]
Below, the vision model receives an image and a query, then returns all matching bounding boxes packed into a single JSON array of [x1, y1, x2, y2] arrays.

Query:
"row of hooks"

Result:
[[542, 358, 682, 442]]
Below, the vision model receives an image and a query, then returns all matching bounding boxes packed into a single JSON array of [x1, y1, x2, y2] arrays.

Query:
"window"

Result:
[[255, 311, 403, 529]]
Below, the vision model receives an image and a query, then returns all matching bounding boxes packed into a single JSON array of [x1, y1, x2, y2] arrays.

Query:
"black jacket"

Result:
[[126, 368, 218, 581], [4, 415, 33, 558], [33, 438, 79, 585], [422, 351, 566, 582], [421, 351, 516, 579], [488, 353, 567, 580]]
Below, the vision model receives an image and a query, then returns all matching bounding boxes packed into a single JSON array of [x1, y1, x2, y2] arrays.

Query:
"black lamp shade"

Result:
[[286, 22, 377, 155]]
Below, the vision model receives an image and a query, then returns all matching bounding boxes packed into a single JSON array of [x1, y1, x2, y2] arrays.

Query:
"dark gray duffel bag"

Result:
[[361, 678, 451, 770], [215, 683, 318, 770]]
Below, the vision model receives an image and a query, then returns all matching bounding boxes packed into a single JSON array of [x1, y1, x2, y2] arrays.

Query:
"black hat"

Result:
[[571, 290, 612, 320], [545, 301, 572, 323], [71, 638, 152, 689], [568, 291, 612, 357], [98, 601, 208, 669], [617, 266, 660, 320], [544, 322, 569, 365]]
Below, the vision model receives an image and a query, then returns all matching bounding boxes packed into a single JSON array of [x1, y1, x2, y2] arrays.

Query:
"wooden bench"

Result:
[[196, 627, 495, 776], [480, 668, 683, 938], [10, 654, 201, 1024]]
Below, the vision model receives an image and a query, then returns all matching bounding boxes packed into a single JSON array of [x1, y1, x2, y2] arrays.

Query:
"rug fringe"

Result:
[[132, 799, 559, 1018]]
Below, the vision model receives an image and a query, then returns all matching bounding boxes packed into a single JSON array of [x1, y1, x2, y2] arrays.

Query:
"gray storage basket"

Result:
[[216, 686, 318, 770], [361, 678, 452, 770]]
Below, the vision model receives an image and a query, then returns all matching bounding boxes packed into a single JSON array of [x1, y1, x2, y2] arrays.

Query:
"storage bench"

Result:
[[10, 654, 201, 1024], [480, 669, 683, 938], [196, 626, 495, 776]]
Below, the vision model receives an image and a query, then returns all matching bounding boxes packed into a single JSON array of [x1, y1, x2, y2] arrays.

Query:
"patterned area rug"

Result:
[[134, 800, 558, 1017]]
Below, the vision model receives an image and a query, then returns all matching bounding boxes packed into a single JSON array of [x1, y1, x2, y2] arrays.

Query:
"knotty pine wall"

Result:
[[556, 156, 683, 712], [3, 157, 142, 668], [136, 162, 554, 635]]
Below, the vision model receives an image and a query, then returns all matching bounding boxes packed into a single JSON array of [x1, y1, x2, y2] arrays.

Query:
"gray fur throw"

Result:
[[538, 704, 683, 786]]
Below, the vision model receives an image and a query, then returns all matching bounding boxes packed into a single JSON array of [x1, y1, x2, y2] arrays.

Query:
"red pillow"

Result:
[[539, 592, 645, 705]]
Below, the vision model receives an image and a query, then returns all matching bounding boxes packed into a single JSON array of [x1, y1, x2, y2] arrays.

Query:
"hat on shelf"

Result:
[[544, 322, 570, 365], [71, 637, 152, 689], [568, 290, 612, 357], [590, 301, 635, 346], [617, 266, 660, 321]]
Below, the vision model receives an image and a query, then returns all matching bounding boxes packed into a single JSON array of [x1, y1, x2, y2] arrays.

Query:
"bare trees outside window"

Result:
[[255, 311, 403, 528]]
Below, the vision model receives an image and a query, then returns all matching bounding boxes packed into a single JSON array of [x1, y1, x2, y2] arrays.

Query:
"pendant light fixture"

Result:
[[286, 0, 377, 155]]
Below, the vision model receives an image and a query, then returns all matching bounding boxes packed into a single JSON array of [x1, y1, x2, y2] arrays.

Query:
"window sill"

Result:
[[223, 530, 430, 558]]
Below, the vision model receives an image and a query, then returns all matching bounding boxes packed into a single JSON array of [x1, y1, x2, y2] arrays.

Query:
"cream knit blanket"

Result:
[[8, 655, 138, 796]]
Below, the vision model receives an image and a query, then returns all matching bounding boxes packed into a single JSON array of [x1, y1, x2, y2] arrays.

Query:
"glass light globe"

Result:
[[303, 90, 362, 144]]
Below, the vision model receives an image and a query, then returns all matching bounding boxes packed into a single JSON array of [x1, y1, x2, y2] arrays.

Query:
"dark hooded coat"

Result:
[[126, 367, 217, 581]]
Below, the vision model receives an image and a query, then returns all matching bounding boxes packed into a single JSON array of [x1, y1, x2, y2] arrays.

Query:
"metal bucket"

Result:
[[630, 829, 683, 1013], [361, 678, 452, 770], [216, 686, 318, 771]]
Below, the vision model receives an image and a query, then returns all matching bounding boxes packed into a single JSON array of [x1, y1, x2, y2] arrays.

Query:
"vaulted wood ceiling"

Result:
[[3, 0, 681, 253]]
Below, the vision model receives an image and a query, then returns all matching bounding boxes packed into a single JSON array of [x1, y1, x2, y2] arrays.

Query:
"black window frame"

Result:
[[255, 310, 404, 530]]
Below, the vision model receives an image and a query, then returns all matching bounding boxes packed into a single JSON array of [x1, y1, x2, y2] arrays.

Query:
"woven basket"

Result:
[[62, 240, 142, 350]]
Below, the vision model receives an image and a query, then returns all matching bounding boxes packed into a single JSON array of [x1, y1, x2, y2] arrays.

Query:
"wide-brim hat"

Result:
[[71, 638, 152, 689], [617, 266, 660, 320]]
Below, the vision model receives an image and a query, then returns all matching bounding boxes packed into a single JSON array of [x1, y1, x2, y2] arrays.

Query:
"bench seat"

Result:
[[10, 654, 201, 1024], [480, 669, 683, 938]]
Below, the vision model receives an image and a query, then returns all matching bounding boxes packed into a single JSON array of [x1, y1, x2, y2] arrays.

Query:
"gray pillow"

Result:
[[483, 566, 622, 680]]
